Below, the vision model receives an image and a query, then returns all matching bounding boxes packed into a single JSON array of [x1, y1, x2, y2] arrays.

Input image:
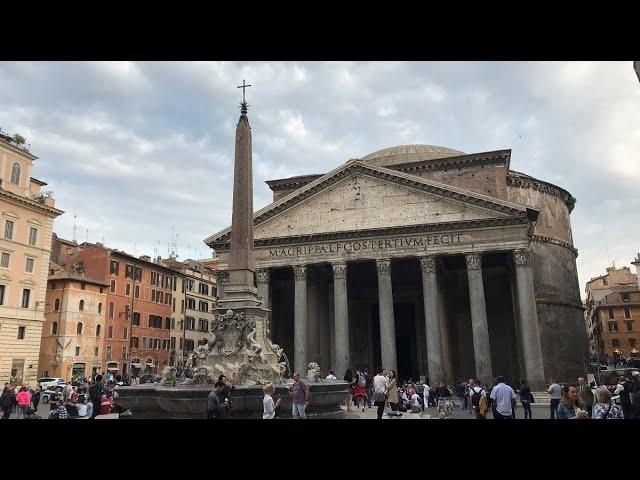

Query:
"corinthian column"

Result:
[[332, 262, 350, 378], [465, 252, 493, 384], [513, 248, 545, 390], [256, 268, 270, 335], [293, 264, 308, 375], [420, 255, 443, 385], [376, 258, 397, 374]]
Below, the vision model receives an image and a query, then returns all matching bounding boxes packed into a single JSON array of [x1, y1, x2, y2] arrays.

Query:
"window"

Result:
[[96, 325, 101, 337], [0, 285, 5, 305], [108, 325, 113, 338], [149, 315, 163, 328], [163, 339, 170, 351], [612, 338, 620, 348], [110, 260, 119, 275], [10, 163, 21, 184], [109, 302, 114, 318], [626, 321, 634, 332], [130, 337, 139, 348], [165, 317, 171, 330], [622, 293, 630, 302], [98, 302, 102, 314], [624, 306, 631, 319], [134, 267, 142, 281], [122, 346, 127, 359], [608, 322, 618, 332], [155, 339, 161, 349], [28, 227, 37, 247], [158, 274, 163, 287], [21, 289, 30, 308], [608, 307, 615, 319], [1, 252, 10, 268], [171, 337, 176, 349], [79, 300, 84, 311], [132, 311, 140, 326], [80, 282, 85, 290], [125, 264, 133, 279], [186, 297, 196, 310], [4, 220, 14, 239], [151, 272, 156, 285], [199, 283, 209, 295], [52, 322, 58, 335], [106, 346, 112, 360], [165, 292, 170, 304], [186, 279, 194, 291], [173, 298, 175, 312], [135, 285, 140, 299], [142, 337, 147, 349], [76, 322, 83, 335], [75, 347, 80, 356], [100, 287, 103, 293], [603, 277, 609, 286], [110, 280, 115, 293], [630, 338, 637, 348], [25, 258, 34, 273], [123, 327, 128, 339], [199, 301, 209, 312], [17, 326, 26, 339], [171, 318, 175, 329], [95, 347, 99, 357], [126, 283, 131, 296]]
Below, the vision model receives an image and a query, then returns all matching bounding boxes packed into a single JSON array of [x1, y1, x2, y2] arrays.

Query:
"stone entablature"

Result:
[[507, 171, 575, 212]]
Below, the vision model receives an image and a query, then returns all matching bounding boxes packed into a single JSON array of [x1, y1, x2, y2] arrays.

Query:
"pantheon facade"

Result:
[[205, 145, 587, 388]]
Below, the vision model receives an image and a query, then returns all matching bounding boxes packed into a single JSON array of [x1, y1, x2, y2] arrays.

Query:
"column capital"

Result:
[[331, 262, 347, 280], [255, 268, 270, 284], [513, 248, 532, 267], [465, 252, 482, 271], [376, 258, 392, 276], [419, 255, 437, 274], [293, 264, 307, 281]]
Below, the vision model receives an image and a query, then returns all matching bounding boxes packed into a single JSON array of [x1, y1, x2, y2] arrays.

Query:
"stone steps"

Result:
[[530, 391, 551, 405]]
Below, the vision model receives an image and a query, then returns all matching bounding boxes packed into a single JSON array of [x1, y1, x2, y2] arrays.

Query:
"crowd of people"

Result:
[[0, 373, 133, 420]]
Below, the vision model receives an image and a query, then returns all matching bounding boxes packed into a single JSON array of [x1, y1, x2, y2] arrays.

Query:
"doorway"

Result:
[[395, 303, 418, 383]]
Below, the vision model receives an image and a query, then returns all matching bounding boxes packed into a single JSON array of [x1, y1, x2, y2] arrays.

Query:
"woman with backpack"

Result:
[[519, 379, 533, 420], [353, 367, 368, 412]]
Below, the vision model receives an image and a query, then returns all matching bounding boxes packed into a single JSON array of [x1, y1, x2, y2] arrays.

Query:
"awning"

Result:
[[107, 367, 119, 371], [131, 363, 142, 368], [145, 361, 154, 366]]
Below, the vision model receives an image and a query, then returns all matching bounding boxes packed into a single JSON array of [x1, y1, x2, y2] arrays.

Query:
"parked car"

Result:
[[42, 387, 65, 404], [37, 377, 66, 391]]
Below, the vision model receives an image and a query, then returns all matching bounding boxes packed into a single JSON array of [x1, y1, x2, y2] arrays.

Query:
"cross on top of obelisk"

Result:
[[237, 79, 252, 114]]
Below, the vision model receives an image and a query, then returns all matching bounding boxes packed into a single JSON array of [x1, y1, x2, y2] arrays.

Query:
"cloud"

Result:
[[0, 61, 638, 292]]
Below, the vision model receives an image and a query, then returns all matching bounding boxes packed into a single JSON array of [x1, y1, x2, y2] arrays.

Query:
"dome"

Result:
[[360, 144, 465, 167]]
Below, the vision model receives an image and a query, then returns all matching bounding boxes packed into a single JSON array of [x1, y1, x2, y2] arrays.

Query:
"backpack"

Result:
[[357, 372, 366, 387], [471, 387, 483, 408], [478, 395, 488, 415], [65, 403, 78, 417]]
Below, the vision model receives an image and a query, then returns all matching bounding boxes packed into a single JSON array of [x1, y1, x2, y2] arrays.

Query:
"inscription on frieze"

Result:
[[268, 233, 464, 258]]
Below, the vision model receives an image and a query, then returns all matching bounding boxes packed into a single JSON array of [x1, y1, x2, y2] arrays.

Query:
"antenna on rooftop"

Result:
[[72, 214, 78, 243]]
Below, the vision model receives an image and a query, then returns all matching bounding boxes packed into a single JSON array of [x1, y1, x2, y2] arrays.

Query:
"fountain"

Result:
[[116, 85, 349, 418]]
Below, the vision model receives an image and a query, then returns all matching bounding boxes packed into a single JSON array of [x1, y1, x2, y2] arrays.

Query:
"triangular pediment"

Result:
[[205, 160, 533, 246]]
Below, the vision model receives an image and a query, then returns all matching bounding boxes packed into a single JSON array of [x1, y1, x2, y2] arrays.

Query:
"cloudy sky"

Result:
[[0, 62, 638, 295]]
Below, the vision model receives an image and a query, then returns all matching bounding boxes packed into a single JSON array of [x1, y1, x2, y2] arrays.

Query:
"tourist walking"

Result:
[[262, 383, 282, 419], [556, 385, 588, 419], [630, 371, 640, 419], [364, 368, 373, 408], [207, 381, 230, 419], [422, 382, 430, 412], [593, 386, 623, 419], [577, 377, 594, 417], [89, 375, 104, 419], [15, 387, 31, 419], [31, 388, 40, 411], [372, 367, 388, 419], [468, 379, 486, 419], [353, 367, 368, 412], [1, 384, 14, 419], [455, 380, 467, 410], [344, 369, 355, 412], [489, 376, 516, 420], [289, 372, 309, 419], [614, 376, 632, 419], [519, 379, 533, 419], [547, 378, 562, 419], [385, 370, 398, 414]]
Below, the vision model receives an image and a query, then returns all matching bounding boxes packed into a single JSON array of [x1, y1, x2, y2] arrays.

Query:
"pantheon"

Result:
[[205, 144, 587, 389]]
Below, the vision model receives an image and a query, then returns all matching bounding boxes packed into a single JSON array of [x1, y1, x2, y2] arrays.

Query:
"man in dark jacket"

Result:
[[207, 381, 230, 419], [1, 384, 15, 419], [89, 375, 104, 419]]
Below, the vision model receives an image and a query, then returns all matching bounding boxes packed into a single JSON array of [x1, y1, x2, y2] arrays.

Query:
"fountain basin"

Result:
[[116, 380, 351, 419]]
